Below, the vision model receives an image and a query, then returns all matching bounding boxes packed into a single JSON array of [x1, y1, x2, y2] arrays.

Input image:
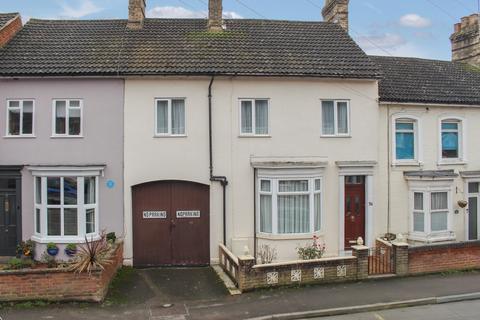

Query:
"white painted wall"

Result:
[[124, 77, 383, 263], [378, 104, 480, 243]]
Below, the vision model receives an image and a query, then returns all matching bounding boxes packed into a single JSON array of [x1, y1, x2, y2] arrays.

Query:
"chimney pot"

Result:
[[322, 0, 349, 32], [128, 0, 146, 30], [208, 0, 224, 32]]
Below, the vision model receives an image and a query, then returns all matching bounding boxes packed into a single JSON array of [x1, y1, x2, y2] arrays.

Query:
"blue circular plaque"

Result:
[[106, 180, 115, 189]]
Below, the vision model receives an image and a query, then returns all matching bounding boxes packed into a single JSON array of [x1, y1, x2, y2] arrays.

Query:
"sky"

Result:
[[1, 0, 479, 61]]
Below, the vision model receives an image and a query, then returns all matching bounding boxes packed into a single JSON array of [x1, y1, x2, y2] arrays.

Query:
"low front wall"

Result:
[[408, 240, 480, 275], [224, 245, 369, 292], [0, 243, 123, 302]]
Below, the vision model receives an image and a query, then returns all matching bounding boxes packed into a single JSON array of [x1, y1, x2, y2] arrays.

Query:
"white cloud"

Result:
[[58, 0, 103, 19], [355, 33, 431, 58], [399, 14, 431, 28], [147, 6, 242, 19]]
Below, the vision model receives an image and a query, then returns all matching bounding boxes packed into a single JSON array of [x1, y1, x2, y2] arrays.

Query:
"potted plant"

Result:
[[46, 242, 59, 256], [65, 243, 77, 257], [16, 240, 35, 259]]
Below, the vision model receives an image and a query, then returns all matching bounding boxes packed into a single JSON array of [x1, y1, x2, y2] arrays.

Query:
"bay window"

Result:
[[32, 170, 100, 242], [321, 100, 350, 136], [410, 189, 452, 240], [258, 176, 322, 235]]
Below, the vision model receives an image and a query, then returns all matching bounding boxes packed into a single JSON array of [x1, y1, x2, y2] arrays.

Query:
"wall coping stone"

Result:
[[253, 256, 356, 269], [409, 240, 480, 253]]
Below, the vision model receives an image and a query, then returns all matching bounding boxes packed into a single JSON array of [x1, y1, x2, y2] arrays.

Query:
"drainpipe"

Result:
[[208, 76, 229, 246], [387, 104, 391, 235], [253, 168, 257, 260]]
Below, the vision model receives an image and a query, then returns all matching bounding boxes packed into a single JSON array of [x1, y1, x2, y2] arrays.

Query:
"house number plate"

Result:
[[143, 211, 167, 219], [176, 210, 201, 218]]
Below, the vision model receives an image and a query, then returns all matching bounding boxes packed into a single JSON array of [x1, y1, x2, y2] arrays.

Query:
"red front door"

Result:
[[344, 176, 366, 250]]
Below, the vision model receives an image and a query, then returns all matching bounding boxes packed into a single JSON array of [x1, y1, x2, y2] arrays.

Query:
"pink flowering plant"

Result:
[[297, 235, 326, 260]]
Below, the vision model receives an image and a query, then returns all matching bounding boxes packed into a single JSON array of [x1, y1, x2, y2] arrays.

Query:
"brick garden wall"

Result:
[[0, 16, 22, 47], [233, 245, 368, 292], [0, 243, 123, 302], [408, 241, 480, 275]]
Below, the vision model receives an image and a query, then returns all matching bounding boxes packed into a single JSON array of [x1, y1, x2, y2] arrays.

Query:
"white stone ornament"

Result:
[[266, 272, 278, 285], [291, 269, 302, 282], [337, 265, 347, 277], [314, 267, 325, 279]]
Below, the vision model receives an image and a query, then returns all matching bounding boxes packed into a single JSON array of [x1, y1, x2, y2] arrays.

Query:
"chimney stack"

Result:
[[208, 0, 224, 32], [127, 0, 146, 30], [0, 13, 22, 47], [450, 14, 479, 66], [322, 0, 349, 32]]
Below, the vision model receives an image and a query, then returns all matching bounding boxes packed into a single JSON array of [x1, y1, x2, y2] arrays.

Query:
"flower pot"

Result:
[[65, 248, 77, 257], [47, 247, 59, 256]]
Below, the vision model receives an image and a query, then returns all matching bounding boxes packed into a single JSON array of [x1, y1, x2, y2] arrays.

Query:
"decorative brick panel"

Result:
[[0, 243, 123, 302]]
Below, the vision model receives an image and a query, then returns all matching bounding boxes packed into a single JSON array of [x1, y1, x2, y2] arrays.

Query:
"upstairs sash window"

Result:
[[6, 100, 34, 136], [321, 100, 350, 136], [53, 99, 82, 136]]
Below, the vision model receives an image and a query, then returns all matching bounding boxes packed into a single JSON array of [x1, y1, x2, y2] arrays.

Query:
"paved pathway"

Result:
[[1, 268, 480, 319], [319, 299, 480, 320]]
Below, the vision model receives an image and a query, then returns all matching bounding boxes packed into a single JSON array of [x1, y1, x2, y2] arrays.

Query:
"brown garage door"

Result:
[[132, 180, 210, 267]]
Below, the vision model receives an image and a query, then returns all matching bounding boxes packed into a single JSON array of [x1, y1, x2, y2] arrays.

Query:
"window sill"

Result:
[[50, 135, 84, 139], [437, 160, 467, 166], [3, 135, 36, 139], [153, 135, 187, 138], [320, 135, 351, 138], [392, 161, 421, 167], [257, 232, 323, 241], [31, 234, 100, 244], [238, 134, 271, 138], [408, 232, 456, 243]]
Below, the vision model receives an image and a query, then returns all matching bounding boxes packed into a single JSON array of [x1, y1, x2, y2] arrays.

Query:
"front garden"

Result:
[[0, 232, 123, 302]]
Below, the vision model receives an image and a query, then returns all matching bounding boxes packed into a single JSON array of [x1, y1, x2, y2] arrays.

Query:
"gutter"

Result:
[[208, 76, 229, 246], [379, 101, 480, 108]]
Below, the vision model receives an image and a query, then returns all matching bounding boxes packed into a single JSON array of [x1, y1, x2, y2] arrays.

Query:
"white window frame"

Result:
[[320, 99, 350, 137], [154, 98, 187, 137], [5, 99, 35, 137], [256, 171, 324, 236], [51, 99, 84, 137], [438, 116, 466, 164], [391, 114, 422, 165], [409, 187, 454, 242], [239, 98, 270, 137], [30, 166, 102, 243]]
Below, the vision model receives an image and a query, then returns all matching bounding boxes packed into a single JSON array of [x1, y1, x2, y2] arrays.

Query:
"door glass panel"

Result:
[[346, 195, 351, 213], [469, 197, 478, 240], [0, 179, 16, 190], [354, 196, 360, 214]]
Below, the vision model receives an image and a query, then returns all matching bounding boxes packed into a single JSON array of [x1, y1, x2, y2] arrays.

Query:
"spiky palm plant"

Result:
[[69, 231, 113, 274]]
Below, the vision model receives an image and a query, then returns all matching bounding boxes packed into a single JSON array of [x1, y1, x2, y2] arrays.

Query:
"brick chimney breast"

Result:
[[208, 0, 224, 32], [450, 13, 479, 66], [127, 0, 146, 30], [322, 0, 349, 32]]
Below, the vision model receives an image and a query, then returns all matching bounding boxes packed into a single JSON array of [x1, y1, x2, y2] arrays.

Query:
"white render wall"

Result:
[[378, 104, 480, 242], [123, 77, 384, 263]]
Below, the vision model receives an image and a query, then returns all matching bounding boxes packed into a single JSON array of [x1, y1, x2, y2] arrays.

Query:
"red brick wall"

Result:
[[0, 244, 123, 302], [408, 241, 480, 275], [0, 16, 22, 47]]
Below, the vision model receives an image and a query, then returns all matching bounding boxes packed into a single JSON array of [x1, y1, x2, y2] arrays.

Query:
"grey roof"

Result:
[[0, 13, 18, 28], [404, 170, 458, 178], [371, 56, 480, 106], [0, 18, 380, 78]]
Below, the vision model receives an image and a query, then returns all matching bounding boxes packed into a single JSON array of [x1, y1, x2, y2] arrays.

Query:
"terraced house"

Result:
[[0, 0, 479, 269]]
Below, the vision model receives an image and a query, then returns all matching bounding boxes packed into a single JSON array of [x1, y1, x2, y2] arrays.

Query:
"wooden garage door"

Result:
[[132, 181, 210, 267]]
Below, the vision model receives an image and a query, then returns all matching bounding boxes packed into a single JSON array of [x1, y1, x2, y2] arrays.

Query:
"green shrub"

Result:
[[46, 242, 58, 250], [6, 257, 33, 270]]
